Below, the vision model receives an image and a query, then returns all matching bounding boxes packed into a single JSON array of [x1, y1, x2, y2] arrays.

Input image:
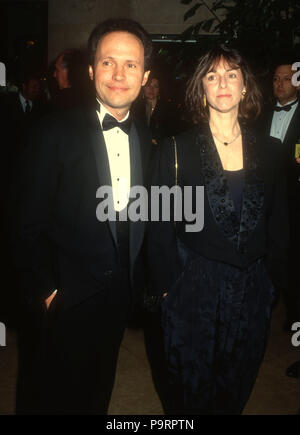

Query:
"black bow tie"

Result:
[[102, 113, 131, 135], [274, 99, 298, 112]]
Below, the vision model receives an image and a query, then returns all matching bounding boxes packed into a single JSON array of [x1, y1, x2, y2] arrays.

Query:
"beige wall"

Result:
[[48, 0, 220, 62]]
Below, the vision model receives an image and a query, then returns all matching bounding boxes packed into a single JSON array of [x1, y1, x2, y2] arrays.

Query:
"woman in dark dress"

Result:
[[147, 46, 288, 414]]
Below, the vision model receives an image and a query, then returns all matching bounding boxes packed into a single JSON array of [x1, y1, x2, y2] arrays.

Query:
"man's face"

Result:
[[89, 31, 150, 119], [22, 79, 40, 100], [53, 55, 69, 90], [273, 65, 300, 105], [144, 78, 159, 101]]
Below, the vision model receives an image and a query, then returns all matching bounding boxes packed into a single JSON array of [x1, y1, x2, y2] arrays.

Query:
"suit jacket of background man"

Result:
[[263, 103, 300, 208], [14, 105, 153, 311], [0, 92, 46, 176], [1, 92, 46, 140], [147, 124, 289, 296]]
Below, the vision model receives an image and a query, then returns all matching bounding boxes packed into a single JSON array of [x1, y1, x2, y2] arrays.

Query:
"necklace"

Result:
[[212, 130, 241, 146]]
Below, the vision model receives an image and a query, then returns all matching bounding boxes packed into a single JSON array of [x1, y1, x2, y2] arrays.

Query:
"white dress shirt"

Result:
[[270, 99, 298, 143], [96, 101, 131, 212]]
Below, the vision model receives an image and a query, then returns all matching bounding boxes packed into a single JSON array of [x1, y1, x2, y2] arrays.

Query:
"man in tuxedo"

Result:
[[15, 18, 152, 414], [264, 62, 300, 377], [268, 62, 300, 329]]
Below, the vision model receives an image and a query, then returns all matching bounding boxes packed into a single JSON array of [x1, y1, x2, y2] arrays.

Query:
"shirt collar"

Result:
[[19, 92, 33, 110], [96, 99, 130, 127], [276, 97, 298, 108]]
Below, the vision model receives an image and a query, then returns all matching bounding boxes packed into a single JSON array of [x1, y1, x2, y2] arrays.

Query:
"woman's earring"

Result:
[[241, 90, 246, 101], [203, 94, 207, 108]]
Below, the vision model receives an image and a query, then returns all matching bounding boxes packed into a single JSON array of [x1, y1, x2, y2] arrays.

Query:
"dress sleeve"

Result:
[[146, 137, 182, 296]]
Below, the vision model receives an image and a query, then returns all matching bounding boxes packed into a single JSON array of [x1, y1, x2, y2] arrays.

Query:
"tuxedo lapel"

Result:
[[83, 108, 147, 271], [266, 111, 274, 136], [283, 104, 300, 150], [128, 123, 146, 275], [83, 107, 117, 246]]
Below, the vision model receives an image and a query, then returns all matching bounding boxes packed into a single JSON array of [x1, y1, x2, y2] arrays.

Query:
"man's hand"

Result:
[[45, 289, 57, 310]]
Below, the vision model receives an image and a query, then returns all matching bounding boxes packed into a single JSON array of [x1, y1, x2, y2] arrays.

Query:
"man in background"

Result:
[[265, 61, 300, 378]]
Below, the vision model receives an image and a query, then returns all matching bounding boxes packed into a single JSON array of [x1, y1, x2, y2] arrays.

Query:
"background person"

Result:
[[132, 71, 181, 145], [49, 48, 94, 111], [261, 61, 300, 334]]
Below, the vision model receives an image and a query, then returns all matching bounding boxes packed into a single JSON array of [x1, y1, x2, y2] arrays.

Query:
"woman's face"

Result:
[[202, 57, 245, 115], [144, 78, 159, 101]]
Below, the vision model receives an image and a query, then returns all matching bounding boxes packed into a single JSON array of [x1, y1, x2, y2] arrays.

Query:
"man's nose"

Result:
[[277, 78, 284, 87], [113, 64, 125, 80]]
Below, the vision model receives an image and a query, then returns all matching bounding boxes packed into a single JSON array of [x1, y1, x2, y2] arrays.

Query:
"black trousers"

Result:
[[16, 268, 131, 415], [143, 311, 181, 415]]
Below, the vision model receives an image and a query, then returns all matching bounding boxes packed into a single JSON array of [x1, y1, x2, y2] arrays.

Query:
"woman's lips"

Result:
[[217, 94, 231, 98]]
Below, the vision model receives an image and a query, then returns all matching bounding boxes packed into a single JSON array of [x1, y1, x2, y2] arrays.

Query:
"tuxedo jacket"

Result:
[[15, 105, 153, 310], [147, 123, 289, 295], [263, 103, 300, 206]]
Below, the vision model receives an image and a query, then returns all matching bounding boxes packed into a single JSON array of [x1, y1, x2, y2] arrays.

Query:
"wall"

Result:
[[48, 0, 219, 62]]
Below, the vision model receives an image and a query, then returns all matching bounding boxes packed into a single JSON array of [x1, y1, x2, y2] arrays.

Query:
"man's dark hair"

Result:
[[271, 57, 298, 77], [88, 18, 153, 70], [186, 45, 262, 122]]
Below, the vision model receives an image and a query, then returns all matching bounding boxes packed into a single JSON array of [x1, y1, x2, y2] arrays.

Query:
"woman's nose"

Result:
[[219, 75, 227, 88]]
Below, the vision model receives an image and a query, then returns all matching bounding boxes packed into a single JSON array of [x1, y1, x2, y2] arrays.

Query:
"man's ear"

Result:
[[142, 70, 150, 87], [88, 65, 94, 81]]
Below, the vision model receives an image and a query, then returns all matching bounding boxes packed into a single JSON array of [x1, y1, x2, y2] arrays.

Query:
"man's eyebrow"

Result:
[[273, 74, 291, 78], [101, 56, 141, 64]]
